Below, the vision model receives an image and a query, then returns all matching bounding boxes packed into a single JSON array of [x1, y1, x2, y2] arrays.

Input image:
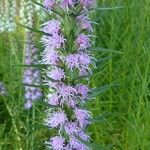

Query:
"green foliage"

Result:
[[0, 0, 150, 149]]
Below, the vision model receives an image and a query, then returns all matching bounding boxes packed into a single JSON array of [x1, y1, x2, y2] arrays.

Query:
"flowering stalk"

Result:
[[23, 32, 42, 109], [0, 0, 45, 33], [19, 0, 46, 28], [40, 0, 96, 149], [19, 0, 36, 27], [0, 1, 5, 32], [0, 0, 17, 32]]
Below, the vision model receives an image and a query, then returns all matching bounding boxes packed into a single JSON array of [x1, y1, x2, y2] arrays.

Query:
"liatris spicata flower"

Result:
[[23, 32, 42, 109], [40, 0, 96, 149]]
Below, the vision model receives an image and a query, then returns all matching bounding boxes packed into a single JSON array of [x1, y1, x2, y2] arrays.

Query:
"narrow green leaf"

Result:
[[90, 112, 111, 123], [24, 83, 44, 88], [89, 82, 118, 98], [12, 64, 47, 68], [92, 47, 123, 54], [31, 0, 44, 8], [89, 143, 107, 150], [31, 0, 63, 17], [74, 74, 92, 81], [15, 39, 38, 45], [91, 143, 113, 150], [19, 24, 52, 36], [96, 56, 113, 64], [90, 6, 125, 11], [76, 137, 107, 150], [34, 100, 57, 109]]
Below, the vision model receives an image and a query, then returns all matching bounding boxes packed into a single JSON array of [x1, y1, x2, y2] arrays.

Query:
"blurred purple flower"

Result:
[[24, 100, 32, 109], [23, 32, 42, 109]]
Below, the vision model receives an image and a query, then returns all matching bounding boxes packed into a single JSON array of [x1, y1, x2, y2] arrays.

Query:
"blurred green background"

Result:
[[0, 0, 150, 149]]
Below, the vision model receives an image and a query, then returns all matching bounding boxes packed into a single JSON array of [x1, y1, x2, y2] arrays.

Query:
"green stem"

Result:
[[31, 107, 35, 150], [26, 111, 29, 150]]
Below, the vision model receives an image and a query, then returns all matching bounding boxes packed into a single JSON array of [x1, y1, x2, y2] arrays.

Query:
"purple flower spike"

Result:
[[24, 32, 42, 109], [40, 0, 97, 149]]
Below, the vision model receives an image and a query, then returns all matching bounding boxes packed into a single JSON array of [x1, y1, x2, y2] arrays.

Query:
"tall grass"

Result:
[[0, 0, 150, 149], [90, 0, 150, 149]]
